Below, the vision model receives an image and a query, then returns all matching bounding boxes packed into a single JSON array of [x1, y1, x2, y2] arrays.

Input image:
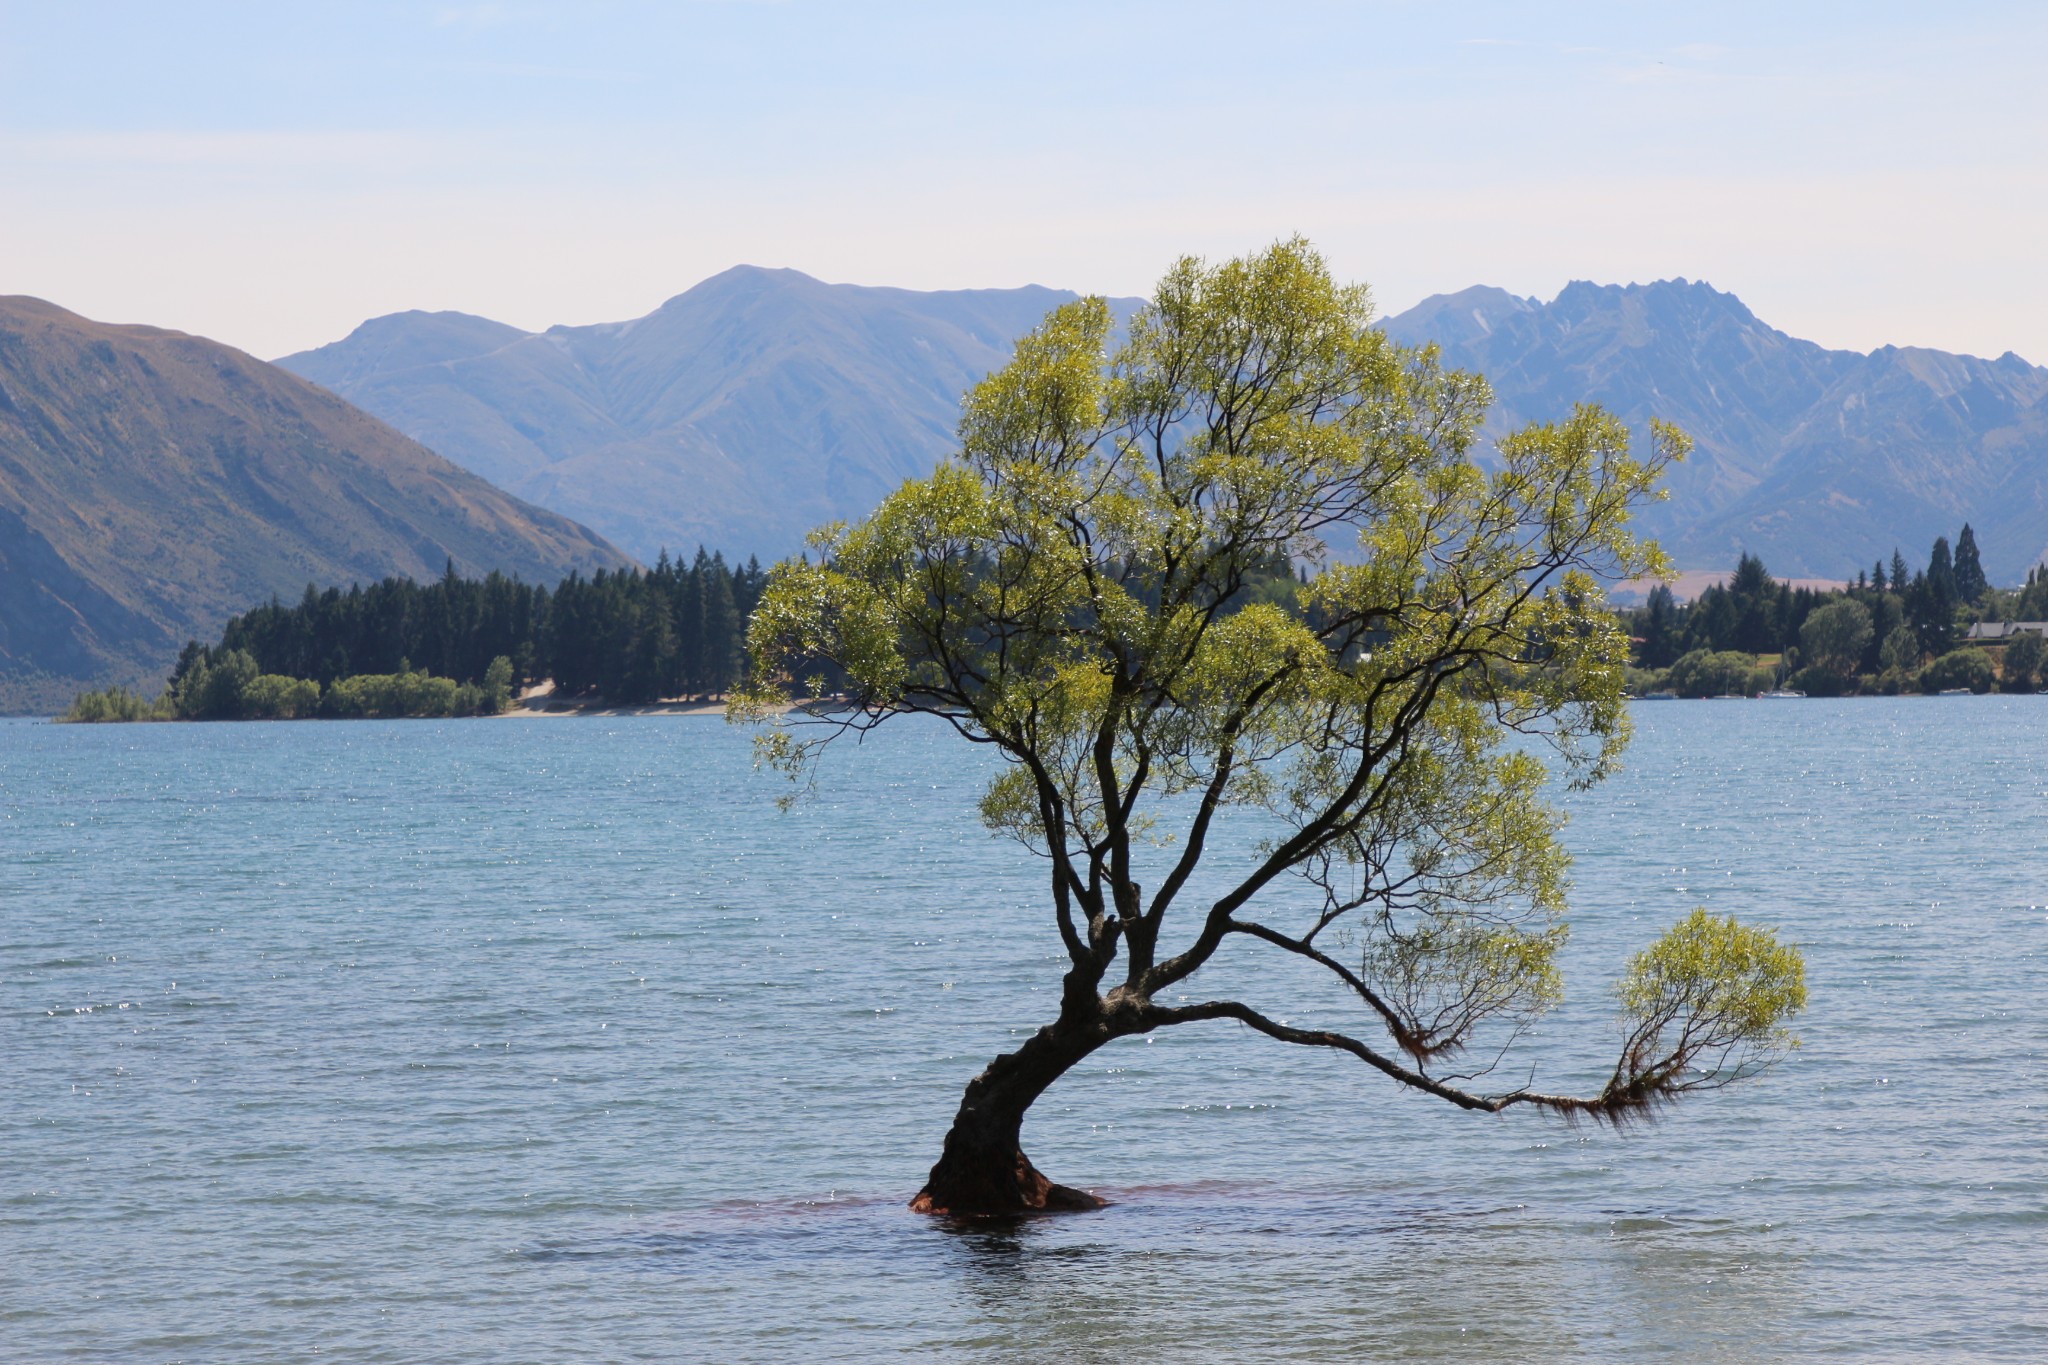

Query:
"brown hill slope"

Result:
[[0, 296, 634, 710]]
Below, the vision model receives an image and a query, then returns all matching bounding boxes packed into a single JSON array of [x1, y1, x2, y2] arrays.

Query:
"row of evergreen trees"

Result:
[[178, 549, 768, 707]]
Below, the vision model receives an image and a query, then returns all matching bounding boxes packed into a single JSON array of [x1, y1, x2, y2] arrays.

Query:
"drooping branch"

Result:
[[1146, 986, 1789, 1125]]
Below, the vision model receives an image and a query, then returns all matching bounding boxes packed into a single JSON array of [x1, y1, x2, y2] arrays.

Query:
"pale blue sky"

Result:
[[2, 2, 2042, 359]]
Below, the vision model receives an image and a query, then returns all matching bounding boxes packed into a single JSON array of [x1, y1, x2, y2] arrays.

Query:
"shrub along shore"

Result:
[[64, 656, 515, 722]]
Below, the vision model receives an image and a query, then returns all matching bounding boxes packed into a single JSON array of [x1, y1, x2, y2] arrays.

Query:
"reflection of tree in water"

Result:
[[928, 1191, 1808, 1361], [937, 1213, 1141, 1364]]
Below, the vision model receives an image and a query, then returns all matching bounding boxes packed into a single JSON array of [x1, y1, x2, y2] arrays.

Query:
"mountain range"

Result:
[[282, 269, 2048, 584], [9, 266, 2046, 710], [280, 267, 1140, 566], [0, 296, 631, 709], [1381, 280, 2048, 581]]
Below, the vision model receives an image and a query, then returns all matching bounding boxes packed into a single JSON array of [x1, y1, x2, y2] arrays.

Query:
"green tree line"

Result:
[[1622, 524, 2046, 696], [201, 548, 765, 701], [65, 523, 2040, 721]]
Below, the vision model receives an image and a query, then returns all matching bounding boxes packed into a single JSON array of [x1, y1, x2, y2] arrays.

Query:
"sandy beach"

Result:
[[498, 681, 817, 718]]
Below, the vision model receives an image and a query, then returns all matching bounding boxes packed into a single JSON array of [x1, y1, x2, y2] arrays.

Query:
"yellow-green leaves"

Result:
[[1365, 920, 1568, 1060], [1620, 908, 1807, 1041], [1606, 908, 1808, 1108], [961, 297, 1110, 485], [732, 238, 1808, 1121]]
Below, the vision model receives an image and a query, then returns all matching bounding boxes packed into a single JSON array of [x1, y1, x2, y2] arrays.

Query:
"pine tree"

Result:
[[1953, 524, 1988, 603], [698, 553, 740, 692], [1729, 554, 1776, 653], [1640, 583, 1679, 667]]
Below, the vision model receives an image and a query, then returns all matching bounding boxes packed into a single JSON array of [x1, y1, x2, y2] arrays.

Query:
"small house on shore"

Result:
[[1962, 622, 2048, 642]]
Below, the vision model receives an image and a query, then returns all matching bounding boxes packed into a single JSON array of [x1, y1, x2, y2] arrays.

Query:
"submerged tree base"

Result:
[[909, 1148, 1106, 1217]]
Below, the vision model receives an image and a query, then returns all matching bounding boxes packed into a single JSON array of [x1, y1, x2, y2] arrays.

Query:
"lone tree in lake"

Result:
[[736, 239, 1806, 1217]]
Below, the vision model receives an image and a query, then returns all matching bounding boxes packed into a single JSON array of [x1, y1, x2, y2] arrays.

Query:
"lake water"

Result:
[[2, 701, 2043, 1362]]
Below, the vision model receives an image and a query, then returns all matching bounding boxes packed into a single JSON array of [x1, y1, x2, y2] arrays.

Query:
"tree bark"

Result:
[[909, 1017, 1110, 1216]]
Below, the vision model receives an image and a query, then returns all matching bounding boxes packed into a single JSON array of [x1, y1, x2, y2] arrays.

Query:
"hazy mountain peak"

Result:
[[650, 263, 825, 313], [1381, 285, 1535, 348], [0, 294, 87, 325], [279, 270, 1140, 565], [295, 309, 530, 389]]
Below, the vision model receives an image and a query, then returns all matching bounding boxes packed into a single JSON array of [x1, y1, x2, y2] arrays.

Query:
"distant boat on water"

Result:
[[1637, 691, 1678, 701], [1936, 687, 1973, 696], [1760, 689, 1807, 699]]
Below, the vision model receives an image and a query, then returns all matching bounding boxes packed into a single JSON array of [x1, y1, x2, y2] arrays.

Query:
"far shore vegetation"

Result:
[[65, 655, 516, 722], [1622, 527, 2048, 697], [61, 550, 768, 722], [60, 508, 2047, 725]]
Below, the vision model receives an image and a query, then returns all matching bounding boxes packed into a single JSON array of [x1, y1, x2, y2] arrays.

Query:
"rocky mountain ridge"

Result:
[[1381, 279, 2048, 580], [289, 267, 2048, 583]]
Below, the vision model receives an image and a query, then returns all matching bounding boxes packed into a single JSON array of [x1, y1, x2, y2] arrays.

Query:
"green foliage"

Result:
[[60, 685, 172, 722], [1620, 527, 2008, 688], [1879, 623, 1921, 674], [195, 554, 766, 707], [1919, 648, 1994, 694], [1953, 524, 1988, 603], [483, 655, 515, 711], [71, 659, 512, 722], [239, 674, 322, 719], [1787, 663, 1851, 698], [1662, 649, 1759, 698], [2015, 565, 2048, 621], [1607, 908, 1806, 1110], [1623, 665, 1667, 696], [2001, 631, 2045, 693], [1635, 583, 1681, 668], [322, 666, 459, 718], [741, 238, 1798, 1120], [1799, 599, 1873, 679], [173, 648, 259, 719]]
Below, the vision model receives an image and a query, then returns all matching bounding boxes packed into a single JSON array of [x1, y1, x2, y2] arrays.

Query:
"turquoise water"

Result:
[[2, 702, 2043, 1361]]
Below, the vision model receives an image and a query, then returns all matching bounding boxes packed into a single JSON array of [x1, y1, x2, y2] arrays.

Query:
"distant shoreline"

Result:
[[497, 683, 814, 718], [501, 699, 731, 718]]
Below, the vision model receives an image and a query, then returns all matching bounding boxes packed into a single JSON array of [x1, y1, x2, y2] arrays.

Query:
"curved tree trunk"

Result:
[[910, 1017, 1111, 1216]]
